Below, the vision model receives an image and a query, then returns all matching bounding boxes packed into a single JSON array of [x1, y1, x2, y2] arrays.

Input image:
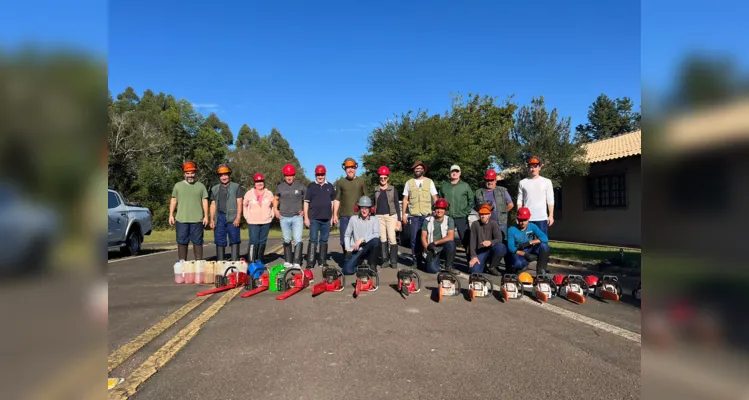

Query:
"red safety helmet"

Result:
[[517, 207, 531, 220], [282, 164, 296, 176], [253, 173, 265, 182], [183, 161, 197, 172], [484, 169, 497, 180], [553, 274, 565, 286], [435, 198, 448, 209], [314, 165, 326, 175], [378, 166, 390, 176], [584, 275, 599, 288]]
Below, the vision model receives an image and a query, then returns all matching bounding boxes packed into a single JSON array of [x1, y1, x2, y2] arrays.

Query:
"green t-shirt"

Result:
[[335, 176, 367, 217], [172, 181, 208, 223], [421, 216, 455, 241]]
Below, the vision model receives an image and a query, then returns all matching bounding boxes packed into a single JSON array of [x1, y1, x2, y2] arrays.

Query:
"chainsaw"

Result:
[[532, 274, 557, 303], [312, 266, 345, 296], [240, 261, 270, 298], [396, 268, 421, 298], [500, 274, 523, 302], [468, 273, 493, 301], [557, 274, 588, 304], [353, 264, 379, 298], [268, 263, 289, 292], [436, 269, 461, 301], [593, 275, 622, 302], [276, 266, 312, 300], [197, 265, 249, 296]]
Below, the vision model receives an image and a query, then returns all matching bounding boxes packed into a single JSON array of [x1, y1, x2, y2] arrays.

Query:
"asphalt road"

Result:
[[108, 240, 641, 400]]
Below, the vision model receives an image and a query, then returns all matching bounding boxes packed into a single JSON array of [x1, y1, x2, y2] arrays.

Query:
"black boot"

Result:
[[444, 246, 458, 275], [178, 244, 188, 261], [283, 243, 292, 263], [536, 247, 550, 277], [306, 241, 316, 269], [215, 245, 225, 261], [230, 243, 240, 261], [257, 244, 266, 264], [486, 252, 502, 276], [389, 244, 398, 268], [194, 244, 204, 260], [319, 243, 329, 266], [367, 243, 379, 269], [293, 242, 304, 267], [381, 243, 390, 268], [246, 244, 255, 263]]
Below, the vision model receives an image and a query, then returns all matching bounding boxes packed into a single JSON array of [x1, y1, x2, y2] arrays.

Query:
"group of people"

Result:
[[169, 156, 556, 277]]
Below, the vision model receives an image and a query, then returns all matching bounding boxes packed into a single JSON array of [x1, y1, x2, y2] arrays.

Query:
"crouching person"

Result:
[[468, 203, 507, 275], [421, 198, 457, 274], [343, 196, 381, 275], [507, 207, 551, 276]]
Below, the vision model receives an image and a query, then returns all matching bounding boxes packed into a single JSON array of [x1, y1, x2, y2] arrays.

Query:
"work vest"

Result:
[[374, 185, 398, 217], [406, 177, 434, 216], [210, 182, 240, 222], [475, 186, 509, 225], [425, 215, 449, 243]]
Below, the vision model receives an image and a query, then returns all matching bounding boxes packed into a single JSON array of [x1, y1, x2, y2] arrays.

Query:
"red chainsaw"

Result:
[[240, 266, 270, 298], [311, 266, 345, 296], [353, 265, 379, 298], [396, 268, 421, 298], [197, 266, 249, 296], [276, 267, 313, 300]]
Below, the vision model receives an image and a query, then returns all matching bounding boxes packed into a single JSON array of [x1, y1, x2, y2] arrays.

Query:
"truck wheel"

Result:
[[124, 229, 142, 256]]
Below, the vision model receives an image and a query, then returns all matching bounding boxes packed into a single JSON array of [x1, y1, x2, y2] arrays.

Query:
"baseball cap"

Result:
[[450, 164, 461, 172]]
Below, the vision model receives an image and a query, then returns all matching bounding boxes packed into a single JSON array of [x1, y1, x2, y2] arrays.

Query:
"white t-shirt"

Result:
[[402, 178, 438, 197], [517, 176, 554, 221]]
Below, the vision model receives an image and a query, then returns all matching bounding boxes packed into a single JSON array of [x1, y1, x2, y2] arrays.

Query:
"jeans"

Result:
[[453, 217, 469, 248], [338, 216, 352, 247], [408, 215, 427, 257], [507, 242, 551, 271], [343, 238, 381, 275], [470, 242, 507, 274], [248, 223, 271, 245], [532, 220, 549, 236], [176, 222, 204, 245], [309, 219, 331, 244], [214, 212, 241, 246], [424, 241, 456, 273], [280, 215, 304, 244]]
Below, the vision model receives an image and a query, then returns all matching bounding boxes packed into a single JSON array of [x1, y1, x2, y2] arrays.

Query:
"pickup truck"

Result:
[[108, 189, 152, 255]]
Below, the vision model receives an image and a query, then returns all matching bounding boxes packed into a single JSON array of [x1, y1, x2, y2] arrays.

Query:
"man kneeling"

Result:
[[507, 207, 551, 276], [343, 196, 381, 275], [468, 203, 507, 275], [420, 198, 457, 274]]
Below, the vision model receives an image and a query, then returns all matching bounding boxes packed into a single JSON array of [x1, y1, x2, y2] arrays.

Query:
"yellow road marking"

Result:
[[108, 287, 242, 400], [108, 295, 211, 372]]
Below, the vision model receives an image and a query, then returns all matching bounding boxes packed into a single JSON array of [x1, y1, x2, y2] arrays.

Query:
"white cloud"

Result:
[[192, 103, 220, 109]]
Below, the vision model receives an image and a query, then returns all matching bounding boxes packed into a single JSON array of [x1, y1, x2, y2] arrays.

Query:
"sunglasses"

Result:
[[528, 164, 541, 168], [315, 174, 325, 177], [379, 176, 388, 179]]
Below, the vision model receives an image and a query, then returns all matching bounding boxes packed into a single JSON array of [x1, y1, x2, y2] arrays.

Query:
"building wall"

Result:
[[552, 156, 641, 247]]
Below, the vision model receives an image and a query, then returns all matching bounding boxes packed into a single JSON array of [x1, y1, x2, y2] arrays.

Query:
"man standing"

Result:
[[474, 169, 514, 239], [467, 203, 507, 275], [420, 198, 457, 274], [304, 165, 336, 269], [169, 161, 209, 261], [401, 160, 438, 269], [373, 166, 401, 268], [333, 157, 368, 260], [439, 164, 473, 251], [209, 164, 244, 261], [517, 156, 554, 236], [343, 196, 382, 275], [274, 163, 306, 267]]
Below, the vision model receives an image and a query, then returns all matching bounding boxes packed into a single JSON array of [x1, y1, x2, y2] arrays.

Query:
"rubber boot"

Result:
[[319, 243, 329, 266], [283, 243, 292, 263], [194, 244, 204, 260], [246, 244, 255, 263], [389, 244, 398, 268], [216, 246, 225, 261], [367, 243, 379, 269], [230, 243, 240, 261], [257, 244, 266, 264], [381, 243, 389, 268], [306, 241, 316, 269], [444, 246, 458, 275], [536, 247, 550, 277], [293, 242, 303, 267], [486, 252, 502, 276], [178, 244, 188, 261]]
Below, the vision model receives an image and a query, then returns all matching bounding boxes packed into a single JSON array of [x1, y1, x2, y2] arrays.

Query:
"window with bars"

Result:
[[586, 173, 627, 209]]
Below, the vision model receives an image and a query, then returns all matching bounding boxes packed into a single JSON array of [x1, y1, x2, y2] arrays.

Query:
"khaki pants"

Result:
[[376, 214, 398, 245]]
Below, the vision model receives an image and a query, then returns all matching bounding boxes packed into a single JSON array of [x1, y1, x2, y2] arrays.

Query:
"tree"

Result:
[[236, 124, 260, 148], [202, 112, 234, 145], [575, 94, 641, 142]]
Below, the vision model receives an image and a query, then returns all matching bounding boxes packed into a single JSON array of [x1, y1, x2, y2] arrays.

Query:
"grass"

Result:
[[144, 227, 342, 244], [548, 241, 641, 266]]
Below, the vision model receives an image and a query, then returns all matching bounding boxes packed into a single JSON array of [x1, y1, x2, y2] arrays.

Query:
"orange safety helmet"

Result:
[[183, 161, 197, 172], [528, 156, 542, 165], [341, 157, 358, 170], [434, 198, 448, 209], [282, 164, 296, 176], [477, 203, 493, 215], [517, 207, 531, 220], [377, 166, 390, 176], [484, 169, 497, 180], [314, 165, 327, 175], [253, 173, 265, 182], [518, 272, 533, 285], [216, 164, 232, 175]]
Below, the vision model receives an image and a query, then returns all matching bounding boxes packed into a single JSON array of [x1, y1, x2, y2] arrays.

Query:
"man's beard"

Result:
[[186, 176, 196, 183], [414, 171, 423, 178]]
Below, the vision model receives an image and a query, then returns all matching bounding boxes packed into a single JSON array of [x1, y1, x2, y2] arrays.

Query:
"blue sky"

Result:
[[6, 0, 746, 181]]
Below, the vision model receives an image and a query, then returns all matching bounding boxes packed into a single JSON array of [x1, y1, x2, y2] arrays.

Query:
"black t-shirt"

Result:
[[304, 181, 336, 220], [375, 190, 390, 215]]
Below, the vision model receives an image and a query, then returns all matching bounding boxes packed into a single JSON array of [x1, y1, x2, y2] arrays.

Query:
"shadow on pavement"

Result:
[[108, 248, 171, 260]]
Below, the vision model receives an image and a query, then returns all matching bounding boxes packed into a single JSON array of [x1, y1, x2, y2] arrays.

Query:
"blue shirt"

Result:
[[507, 223, 548, 253]]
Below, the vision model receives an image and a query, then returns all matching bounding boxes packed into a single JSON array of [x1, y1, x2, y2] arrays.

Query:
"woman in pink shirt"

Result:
[[243, 173, 276, 262]]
